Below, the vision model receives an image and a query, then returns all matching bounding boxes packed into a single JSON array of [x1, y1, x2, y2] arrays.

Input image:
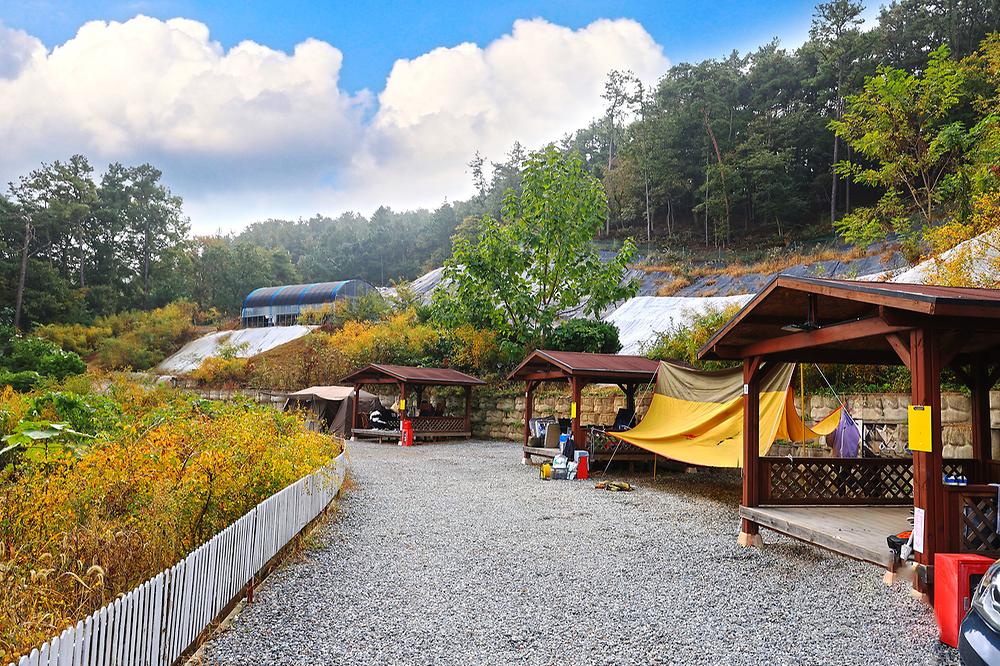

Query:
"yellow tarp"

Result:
[[610, 362, 841, 468]]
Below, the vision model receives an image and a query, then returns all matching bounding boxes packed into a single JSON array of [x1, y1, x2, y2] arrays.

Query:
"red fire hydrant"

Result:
[[400, 419, 414, 447]]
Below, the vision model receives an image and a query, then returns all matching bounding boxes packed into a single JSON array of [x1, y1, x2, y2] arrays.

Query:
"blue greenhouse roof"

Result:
[[242, 280, 372, 309]]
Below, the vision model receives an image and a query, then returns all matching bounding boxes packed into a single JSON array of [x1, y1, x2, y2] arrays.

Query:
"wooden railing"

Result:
[[410, 416, 466, 432], [758, 457, 978, 506], [944, 484, 1000, 557], [759, 457, 915, 505]]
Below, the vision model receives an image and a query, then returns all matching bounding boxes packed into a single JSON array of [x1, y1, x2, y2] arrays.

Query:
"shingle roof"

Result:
[[341, 364, 485, 386]]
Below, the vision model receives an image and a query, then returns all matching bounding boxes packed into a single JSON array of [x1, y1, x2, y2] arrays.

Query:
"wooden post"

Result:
[[398, 382, 408, 446], [522, 380, 535, 463], [910, 328, 943, 595], [351, 384, 360, 439], [625, 384, 636, 416], [570, 377, 585, 448], [463, 385, 472, 435], [739, 356, 764, 548], [971, 355, 993, 483]]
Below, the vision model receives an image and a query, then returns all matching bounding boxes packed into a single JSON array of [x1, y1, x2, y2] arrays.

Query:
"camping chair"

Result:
[[543, 422, 561, 449], [610, 407, 635, 432], [528, 416, 556, 447]]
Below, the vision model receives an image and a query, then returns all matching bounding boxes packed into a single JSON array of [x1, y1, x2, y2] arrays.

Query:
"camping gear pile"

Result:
[[539, 436, 589, 481]]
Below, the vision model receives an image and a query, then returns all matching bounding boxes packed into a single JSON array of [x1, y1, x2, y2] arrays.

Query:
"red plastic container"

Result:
[[935, 552, 995, 647], [575, 451, 589, 480], [400, 419, 414, 447]]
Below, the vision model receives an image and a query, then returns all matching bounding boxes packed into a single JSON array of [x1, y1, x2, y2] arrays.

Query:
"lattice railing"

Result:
[[943, 460, 971, 479], [410, 416, 466, 432], [945, 485, 1000, 556], [760, 457, 914, 505]]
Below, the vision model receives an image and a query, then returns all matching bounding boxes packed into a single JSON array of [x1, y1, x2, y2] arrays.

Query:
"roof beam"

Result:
[[880, 306, 1000, 330], [725, 316, 913, 359], [886, 333, 911, 370]]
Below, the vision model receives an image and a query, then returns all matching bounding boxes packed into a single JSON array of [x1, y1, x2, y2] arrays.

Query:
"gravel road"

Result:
[[203, 439, 958, 665]]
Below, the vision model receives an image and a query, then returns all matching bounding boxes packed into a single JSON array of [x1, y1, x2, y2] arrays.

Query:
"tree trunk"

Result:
[[845, 144, 852, 214], [644, 172, 652, 245], [143, 228, 151, 307], [830, 133, 840, 224], [831, 72, 843, 226], [704, 158, 710, 245], [14, 217, 31, 331], [606, 113, 614, 236], [702, 108, 730, 247]]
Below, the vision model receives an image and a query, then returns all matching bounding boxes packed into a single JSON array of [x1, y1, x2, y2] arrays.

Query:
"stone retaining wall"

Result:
[[803, 392, 1000, 459], [183, 384, 1000, 456], [456, 388, 1000, 454]]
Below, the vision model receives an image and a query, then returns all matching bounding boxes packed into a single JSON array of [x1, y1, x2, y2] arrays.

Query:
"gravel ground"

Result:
[[203, 440, 959, 666]]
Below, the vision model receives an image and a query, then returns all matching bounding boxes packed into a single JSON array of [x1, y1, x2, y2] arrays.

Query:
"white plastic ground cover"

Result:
[[157, 325, 316, 375], [604, 294, 754, 355], [9, 450, 347, 666]]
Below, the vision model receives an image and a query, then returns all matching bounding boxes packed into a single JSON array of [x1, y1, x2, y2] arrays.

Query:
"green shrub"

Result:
[[27, 391, 123, 434], [643, 304, 742, 370], [545, 319, 622, 354], [36, 301, 198, 371], [0, 327, 86, 390], [0, 371, 42, 393]]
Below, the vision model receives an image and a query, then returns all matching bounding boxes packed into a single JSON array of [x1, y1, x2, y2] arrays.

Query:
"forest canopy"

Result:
[[3, 0, 999, 330]]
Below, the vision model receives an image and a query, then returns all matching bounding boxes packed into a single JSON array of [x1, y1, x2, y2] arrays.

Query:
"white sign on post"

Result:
[[912, 507, 925, 554]]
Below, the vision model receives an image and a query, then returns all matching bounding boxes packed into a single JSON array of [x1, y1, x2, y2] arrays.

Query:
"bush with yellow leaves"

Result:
[[0, 378, 342, 662]]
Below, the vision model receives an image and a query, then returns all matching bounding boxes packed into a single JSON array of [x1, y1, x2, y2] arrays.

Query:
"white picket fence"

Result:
[[10, 450, 347, 666]]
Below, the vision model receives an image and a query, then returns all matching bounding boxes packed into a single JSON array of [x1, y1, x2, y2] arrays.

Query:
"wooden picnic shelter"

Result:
[[342, 364, 485, 441], [698, 275, 1000, 593], [508, 350, 659, 461]]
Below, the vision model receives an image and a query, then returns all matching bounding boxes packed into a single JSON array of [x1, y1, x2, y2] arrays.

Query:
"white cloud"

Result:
[[0, 16, 669, 231], [351, 18, 669, 209]]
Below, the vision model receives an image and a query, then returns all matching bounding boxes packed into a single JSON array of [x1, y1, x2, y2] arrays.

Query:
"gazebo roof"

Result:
[[698, 275, 1000, 365], [341, 364, 485, 386], [507, 349, 660, 383]]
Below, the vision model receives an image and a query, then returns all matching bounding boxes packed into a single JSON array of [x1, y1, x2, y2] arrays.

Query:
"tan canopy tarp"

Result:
[[611, 362, 841, 467], [284, 386, 383, 437]]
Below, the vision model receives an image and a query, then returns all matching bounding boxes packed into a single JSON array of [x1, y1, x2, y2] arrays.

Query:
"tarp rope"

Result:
[[812, 363, 851, 416]]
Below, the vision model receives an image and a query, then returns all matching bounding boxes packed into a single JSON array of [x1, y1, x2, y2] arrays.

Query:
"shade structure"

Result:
[[507, 349, 661, 458], [610, 361, 841, 467], [341, 364, 485, 442], [694, 274, 1000, 592]]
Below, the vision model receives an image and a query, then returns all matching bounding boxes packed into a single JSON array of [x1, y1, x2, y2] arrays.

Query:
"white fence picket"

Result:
[[9, 450, 346, 666]]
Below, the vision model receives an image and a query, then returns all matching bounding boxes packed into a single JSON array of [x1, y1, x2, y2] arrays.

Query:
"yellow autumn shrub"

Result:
[[923, 191, 1000, 287], [0, 380, 342, 662]]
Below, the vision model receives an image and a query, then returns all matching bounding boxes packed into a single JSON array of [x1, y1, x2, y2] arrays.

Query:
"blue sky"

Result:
[[4, 0, 831, 94], [0, 1, 880, 231]]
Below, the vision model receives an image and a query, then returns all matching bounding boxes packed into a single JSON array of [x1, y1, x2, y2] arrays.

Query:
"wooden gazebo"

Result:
[[508, 350, 659, 461], [341, 364, 485, 442], [698, 275, 1000, 593]]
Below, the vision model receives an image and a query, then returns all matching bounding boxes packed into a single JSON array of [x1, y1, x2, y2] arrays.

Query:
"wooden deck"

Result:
[[740, 505, 913, 568]]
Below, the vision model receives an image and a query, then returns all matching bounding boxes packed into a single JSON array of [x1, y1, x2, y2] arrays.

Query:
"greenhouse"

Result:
[[240, 280, 379, 327]]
